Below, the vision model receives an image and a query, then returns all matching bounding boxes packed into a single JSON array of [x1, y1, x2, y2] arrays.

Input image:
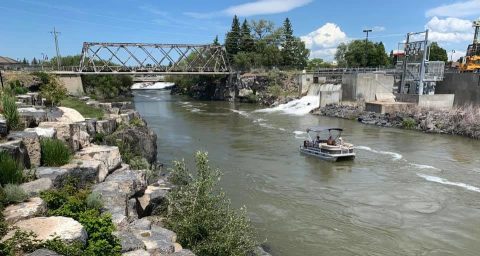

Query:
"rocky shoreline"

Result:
[[313, 103, 480, 139], [0, 95, 195, 255]]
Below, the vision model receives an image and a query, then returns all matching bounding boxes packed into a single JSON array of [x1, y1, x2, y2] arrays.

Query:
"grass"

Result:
[[40, 138, 72, 167], [60, 97, 105, 119], [0, 151, 24, 186]]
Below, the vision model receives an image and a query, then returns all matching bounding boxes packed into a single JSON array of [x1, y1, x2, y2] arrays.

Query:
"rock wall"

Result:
[[315, 103, 480, 139]]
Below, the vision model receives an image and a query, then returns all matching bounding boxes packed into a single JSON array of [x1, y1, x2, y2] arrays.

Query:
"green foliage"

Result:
[[402, 118, 417, 129], [0, 204, 7, 238], [166, 152, 257, 255], [129, 117, 145, 127], [1, 94, 20, 131], [225, 17, 308, 70], [306, 58, 333, 70], [335, 40, 390, 67], [86, 192, 103, 210], [40, 75, 67, 106], [0, 229, 84, 256], [0, 152, 24, 186], [31, 71, 51, 85], [429, 42, 448, 62], [93, 132, 106, 144], [8, 80, 28, 95], [3, 184, 28, 204], [82, 75, 133, 100], [60, 97, 104, 119], [40, 138, 72, 167], [40, 183, 121, 256], [129, 156, 150, 170]]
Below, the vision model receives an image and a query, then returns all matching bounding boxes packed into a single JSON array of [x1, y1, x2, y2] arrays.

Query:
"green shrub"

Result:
[[8, 80, 28, 95], [0, 151, 24, 186], [86, 192, 103, 210], [82, 75, 132, 100], [1, 94, 20, 130], [40, 184, 121, 256], [402, 117, 417, 129], [129, 117, 144, 127], [93, 133, 106, 144], [31, 71, 51, 85], [129, 156, 150, 170], [40, 138, 72, 167], [165, 152, 257, 255], [3, 184, 28, 204], [40, 75, 67, 106]]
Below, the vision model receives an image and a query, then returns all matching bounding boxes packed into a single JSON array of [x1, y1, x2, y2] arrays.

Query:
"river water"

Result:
[[133, 90, 480, 256]]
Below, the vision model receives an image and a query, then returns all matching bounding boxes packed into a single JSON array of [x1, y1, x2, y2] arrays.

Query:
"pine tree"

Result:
[[22, 58, 28, 65], [240, 19, 254, 52], [281, 18, 295, 68], [225, 15, 241, 61], [31, 57, 38, 65], [213, 35, 220, 46]]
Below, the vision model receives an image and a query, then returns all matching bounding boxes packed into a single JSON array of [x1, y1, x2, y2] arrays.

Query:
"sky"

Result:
[[1, 0, 479, 62]]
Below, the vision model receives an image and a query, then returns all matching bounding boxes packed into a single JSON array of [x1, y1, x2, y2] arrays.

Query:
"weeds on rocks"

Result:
[[165, 151, 257, 255], [2, 184, 27, 204], [40, 138, 72, 167], [1, 94, 20, 131], [0, 152, 24, 186]]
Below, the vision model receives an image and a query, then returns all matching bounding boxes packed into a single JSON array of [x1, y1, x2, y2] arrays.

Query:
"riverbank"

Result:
[[313, 102, 480, 139]]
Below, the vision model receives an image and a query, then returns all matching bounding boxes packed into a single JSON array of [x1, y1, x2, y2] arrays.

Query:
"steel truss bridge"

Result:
[[49, 42, 231, 75]]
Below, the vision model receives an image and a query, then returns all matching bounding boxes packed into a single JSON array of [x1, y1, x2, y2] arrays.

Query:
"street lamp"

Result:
[[363, 29, 373, 67], [450, 50, 456, 62]]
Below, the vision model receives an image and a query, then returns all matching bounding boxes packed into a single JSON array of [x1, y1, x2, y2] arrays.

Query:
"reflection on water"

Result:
[[134, 90, 480, 256]]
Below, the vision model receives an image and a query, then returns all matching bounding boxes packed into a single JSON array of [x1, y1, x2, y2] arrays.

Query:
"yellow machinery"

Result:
[[460, 20, 480, 72]]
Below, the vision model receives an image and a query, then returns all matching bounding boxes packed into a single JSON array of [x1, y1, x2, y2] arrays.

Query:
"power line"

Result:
[[50, 27, 61, 69]]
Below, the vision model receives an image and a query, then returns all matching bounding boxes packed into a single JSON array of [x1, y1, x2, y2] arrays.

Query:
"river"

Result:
[[133, 90, 480, 256]]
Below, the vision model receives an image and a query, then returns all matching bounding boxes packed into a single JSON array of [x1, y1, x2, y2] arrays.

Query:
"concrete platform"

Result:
[[365, 101, 415, 114], [394, 94, 454, 109]]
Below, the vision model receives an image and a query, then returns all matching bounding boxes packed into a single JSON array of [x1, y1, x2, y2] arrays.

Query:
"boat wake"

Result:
[[255, 96, 319, 115], [409, 163, 441, 171], [355, 146, 403, 160], [417, 173, 480, 193]]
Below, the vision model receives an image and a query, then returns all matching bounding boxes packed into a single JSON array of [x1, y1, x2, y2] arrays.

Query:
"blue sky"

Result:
[[1, 0, 479, 62]]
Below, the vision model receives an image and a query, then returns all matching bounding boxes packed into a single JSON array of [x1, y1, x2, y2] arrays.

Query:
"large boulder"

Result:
[[20, 178, 53, 196], [75, 145, 122, 181], [122, 250, 150, 256], [0, 115, 7, 137], [114, 231, 146, 253], [7, 131, 41, 167], [18, 107, 47, 127], [69, 121, 90, 151], [137, 185, 168, 217], [57, 107, 85, 123], [38, 122, 70, 143], [2, 216, 87, 244], [24, 127, 56, 138], [106, 125, 157, 164], [36, 160, 104, 188], [96, 119, 117, 135], [0, 139, 31, 169], [93, 168, 147, 227], [2, 197, 46, 224], [132, 227, 176, 254]]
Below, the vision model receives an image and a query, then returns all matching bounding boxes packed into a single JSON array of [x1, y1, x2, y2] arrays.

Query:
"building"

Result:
[[0, 56, 21, 70]]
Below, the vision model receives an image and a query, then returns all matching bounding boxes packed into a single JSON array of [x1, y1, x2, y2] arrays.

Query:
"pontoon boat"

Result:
[[300, 127, 355, 162]]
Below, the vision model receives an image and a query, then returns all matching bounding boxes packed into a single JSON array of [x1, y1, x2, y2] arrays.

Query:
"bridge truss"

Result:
[[78, 42, 230, 74]]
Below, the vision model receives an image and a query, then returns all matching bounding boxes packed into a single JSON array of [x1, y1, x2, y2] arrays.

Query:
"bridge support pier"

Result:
[[58, 75, 84, 96]]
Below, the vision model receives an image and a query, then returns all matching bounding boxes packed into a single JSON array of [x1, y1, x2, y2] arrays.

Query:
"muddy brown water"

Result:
[[134, 90, 480, 256]]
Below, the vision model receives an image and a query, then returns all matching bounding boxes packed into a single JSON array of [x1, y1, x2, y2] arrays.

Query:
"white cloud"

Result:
[[425, 17, 474, 42], [426, 0, 480, 18], [372, 26, 386, 32], [300, 23, 348, 60], [450, 50, 466, 61], [224, 0, 312, 16], [185, 0, 312, 18]]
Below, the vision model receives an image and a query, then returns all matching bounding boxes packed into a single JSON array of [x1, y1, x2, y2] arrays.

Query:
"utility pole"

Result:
[[50, 27, 61, 70], [0, 70, 4, 89], [363, 29, 372, 67]]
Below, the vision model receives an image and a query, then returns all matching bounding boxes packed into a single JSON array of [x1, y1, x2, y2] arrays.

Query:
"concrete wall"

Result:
[[341, 73, 394, 102], [297, 74, 327, 96], [58, 75, 84, 96], [436, 73, 480, 106], [394, 93, 455, 109], [319, 90, 341, 107]]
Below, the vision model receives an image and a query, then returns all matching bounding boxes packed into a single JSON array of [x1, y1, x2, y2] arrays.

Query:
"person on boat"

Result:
[[315, 136, 322, 145], [327, 136, 336, 146]]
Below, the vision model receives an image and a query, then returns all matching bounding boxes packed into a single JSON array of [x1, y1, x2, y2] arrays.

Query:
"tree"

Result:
[[251, 19, 274, 40], [22, 58, 28, 65], [429, 42, 448, 62], [31, 57, 38, 65], [307, 58, 333, 70], [225, 15, 241, 61], [334, 43, 348, 67], [281, 18, 295, 67], [336, 40, 389, 67], [213, 35, 220, 46], [239, 19, 254, 52]]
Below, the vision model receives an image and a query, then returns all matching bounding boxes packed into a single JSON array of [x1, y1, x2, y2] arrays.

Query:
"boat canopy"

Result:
[[306, 127, 343, 133]]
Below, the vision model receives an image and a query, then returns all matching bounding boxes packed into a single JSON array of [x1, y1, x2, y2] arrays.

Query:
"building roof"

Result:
[[0, 56, 20, 65]]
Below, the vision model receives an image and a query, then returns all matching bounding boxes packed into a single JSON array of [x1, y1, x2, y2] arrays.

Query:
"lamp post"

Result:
[[450, 50, 456, 62], [363, 29, 373, 67]]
